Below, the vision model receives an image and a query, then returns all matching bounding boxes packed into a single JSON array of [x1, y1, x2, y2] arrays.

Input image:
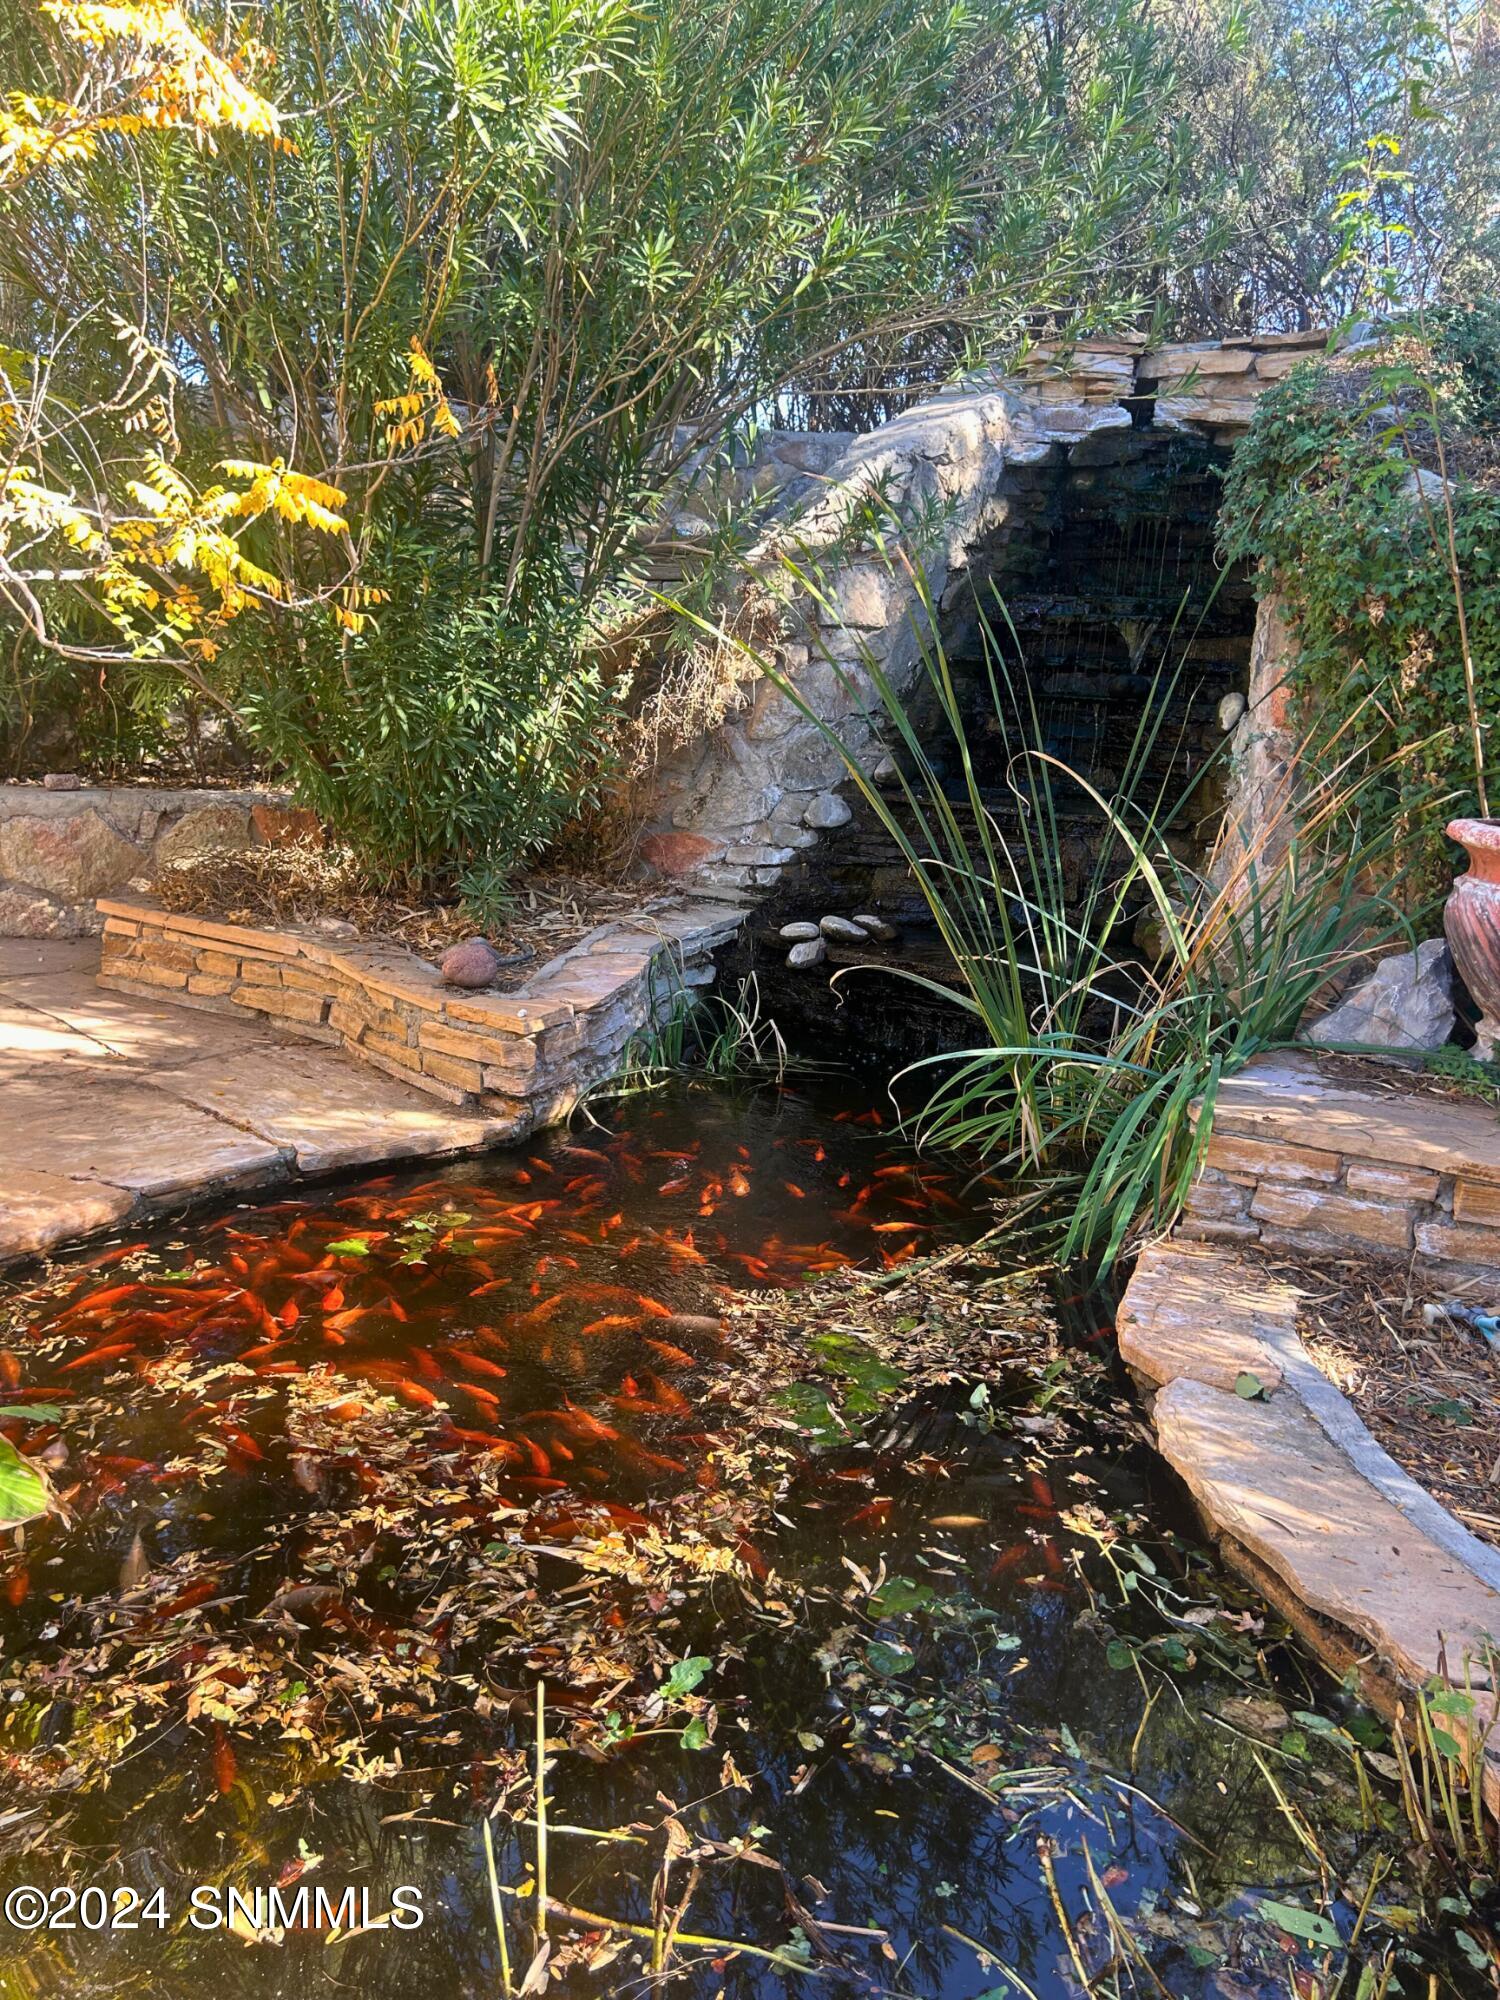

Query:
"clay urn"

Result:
[[1444, 818, 1500, 1056]]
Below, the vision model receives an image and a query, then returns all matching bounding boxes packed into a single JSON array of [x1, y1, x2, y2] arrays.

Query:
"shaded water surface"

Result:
[[0, 1086, 1489, 1997]]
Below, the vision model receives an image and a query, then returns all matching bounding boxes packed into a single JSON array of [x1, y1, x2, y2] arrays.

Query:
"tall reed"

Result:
[[673, 533, 1437, 1268]]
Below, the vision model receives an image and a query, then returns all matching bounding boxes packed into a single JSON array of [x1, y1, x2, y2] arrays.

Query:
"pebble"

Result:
[[852, 913, 897, 942], [787, 937, 827, 969], [819, 915, 867, 941], [778, 921, 821, 942], [440, 937, 503, 988]]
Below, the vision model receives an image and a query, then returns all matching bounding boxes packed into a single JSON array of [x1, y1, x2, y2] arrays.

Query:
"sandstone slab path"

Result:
[[0, 938, 508, 1267]]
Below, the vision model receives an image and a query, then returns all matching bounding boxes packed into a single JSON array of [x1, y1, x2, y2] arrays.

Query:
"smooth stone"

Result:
[[42, 773, 81, 791], [803, 791, 853, 830], [851, 913, 897, 942], [440, 937, 503, 989], [778, 921, 821, 942], [819, 915, 867, 941], [787, 938, 827, 970]]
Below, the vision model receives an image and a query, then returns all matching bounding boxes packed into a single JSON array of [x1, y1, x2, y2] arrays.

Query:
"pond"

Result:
[[0, 1082, 1491, 1998]]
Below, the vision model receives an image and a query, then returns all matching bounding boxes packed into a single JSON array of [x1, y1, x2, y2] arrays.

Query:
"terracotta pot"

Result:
[[1444, 817, 1500, 1057]]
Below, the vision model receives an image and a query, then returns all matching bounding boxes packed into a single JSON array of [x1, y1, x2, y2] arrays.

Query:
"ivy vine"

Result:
[[1217, 310, 1500, 894]]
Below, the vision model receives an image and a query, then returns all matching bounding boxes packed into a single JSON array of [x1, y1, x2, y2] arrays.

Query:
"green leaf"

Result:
[[1234, 1371, 1265, 1400], [866, 1640, 916, 1677], [679, 1716, 710, 1750], [0, 1437, 49, 1524], [0, 1404, 61, 1422], [869, 1576, 935, 1616], [1455, 1930, 1490, 1971], [325, 1238, 372, 1257], [1255, 1899, 1341, 1949], [659, 1655, 712, 1701], [1105, 1640, 1135, 1671]]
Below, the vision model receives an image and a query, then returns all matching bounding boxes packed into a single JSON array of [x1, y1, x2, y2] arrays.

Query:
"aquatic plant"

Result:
[[674, 539, 1431, 1268]]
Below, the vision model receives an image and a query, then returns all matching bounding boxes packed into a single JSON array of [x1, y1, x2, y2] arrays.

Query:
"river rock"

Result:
[[42, 772, 81, 791], [819, 914, 867, 942], [852, 913, 897, 942], [803, 791, 853, 830], [440, 937, 503, 988], [779, 921, 821, 942], [1304, 939, 1455, 1052], [787, 937, 827, 969]]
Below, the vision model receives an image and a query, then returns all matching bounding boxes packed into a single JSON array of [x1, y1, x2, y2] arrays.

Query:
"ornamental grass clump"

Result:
[[678, 538, 1435, 1269]]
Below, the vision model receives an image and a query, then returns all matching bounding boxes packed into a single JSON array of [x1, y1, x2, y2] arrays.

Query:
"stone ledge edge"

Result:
[[1119, 1236, 1500, 1727]]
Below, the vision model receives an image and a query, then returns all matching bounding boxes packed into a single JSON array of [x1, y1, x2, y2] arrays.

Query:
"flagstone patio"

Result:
[[0, 937, 508, 1268]]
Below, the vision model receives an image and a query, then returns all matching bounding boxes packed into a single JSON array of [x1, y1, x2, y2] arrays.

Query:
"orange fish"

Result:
[[644, 1339, 696, 1369], [60, 1342, 132, 1371], [213, 1725, 237, 1795], [394, 1379, 440, 1410], [448, 1351, 508, 1381]]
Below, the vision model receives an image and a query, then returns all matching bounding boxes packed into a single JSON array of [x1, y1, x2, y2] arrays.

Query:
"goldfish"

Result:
[[447, 1350, 508, 1381], [59, 1342, 132, 1371], [643, 1339, 696, 1369], [212, 1725, 237, 1795], [393, 1379, 440, 1410]]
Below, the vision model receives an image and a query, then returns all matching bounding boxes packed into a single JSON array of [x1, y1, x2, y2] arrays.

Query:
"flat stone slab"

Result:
[[0, 990, 116, 1069], [1155, 1376, 1500, 1686], [7, 968, 281, 1068], [1212, 1051, 1500, 1185], [3, 1066, 288, 1199], [0, 1168, 135, 1265], [0, 937, 102, 980], [1117, 1239, 1287, 1393], [1121, 1232, 1500, 1799], [154, 1042, 508, 1175]]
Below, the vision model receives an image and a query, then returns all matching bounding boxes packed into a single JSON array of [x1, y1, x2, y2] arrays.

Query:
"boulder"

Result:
[[41, 773, 81, 791], [787, 937, 827, 969], [1304, 939, 1455, 1052], [251, 802, 323, 847], [778, 921, 821, 942], [0, 882, 101, 937], [0, 809, 142, 901], [152, 802, 255, 868], [440, 937, 503, 989], [819, 914, 867, 942]]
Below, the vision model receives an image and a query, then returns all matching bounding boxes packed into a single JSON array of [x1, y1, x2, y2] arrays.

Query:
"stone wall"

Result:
[[97, 894, 744, 1134], [638, 330, 1328, 899], [1180, 1051, 1500, 1287], [0, 785, 311, 937]]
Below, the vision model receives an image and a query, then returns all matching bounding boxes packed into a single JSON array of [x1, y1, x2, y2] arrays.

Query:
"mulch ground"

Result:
[[1309, 1049, 1499, 1107], [1282, 1248, 1500, 1549], [153, 843, 669, 984]]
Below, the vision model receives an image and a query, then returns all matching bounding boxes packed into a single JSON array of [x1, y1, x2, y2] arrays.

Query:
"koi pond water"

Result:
[[0, 1083, 1492, 1998]]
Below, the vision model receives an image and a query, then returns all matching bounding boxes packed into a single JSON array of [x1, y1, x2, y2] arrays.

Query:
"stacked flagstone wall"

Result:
[[1179, 1052, 1500, 1286], [639, 330, 1328, 898], [97, 893, 744, 1135]]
